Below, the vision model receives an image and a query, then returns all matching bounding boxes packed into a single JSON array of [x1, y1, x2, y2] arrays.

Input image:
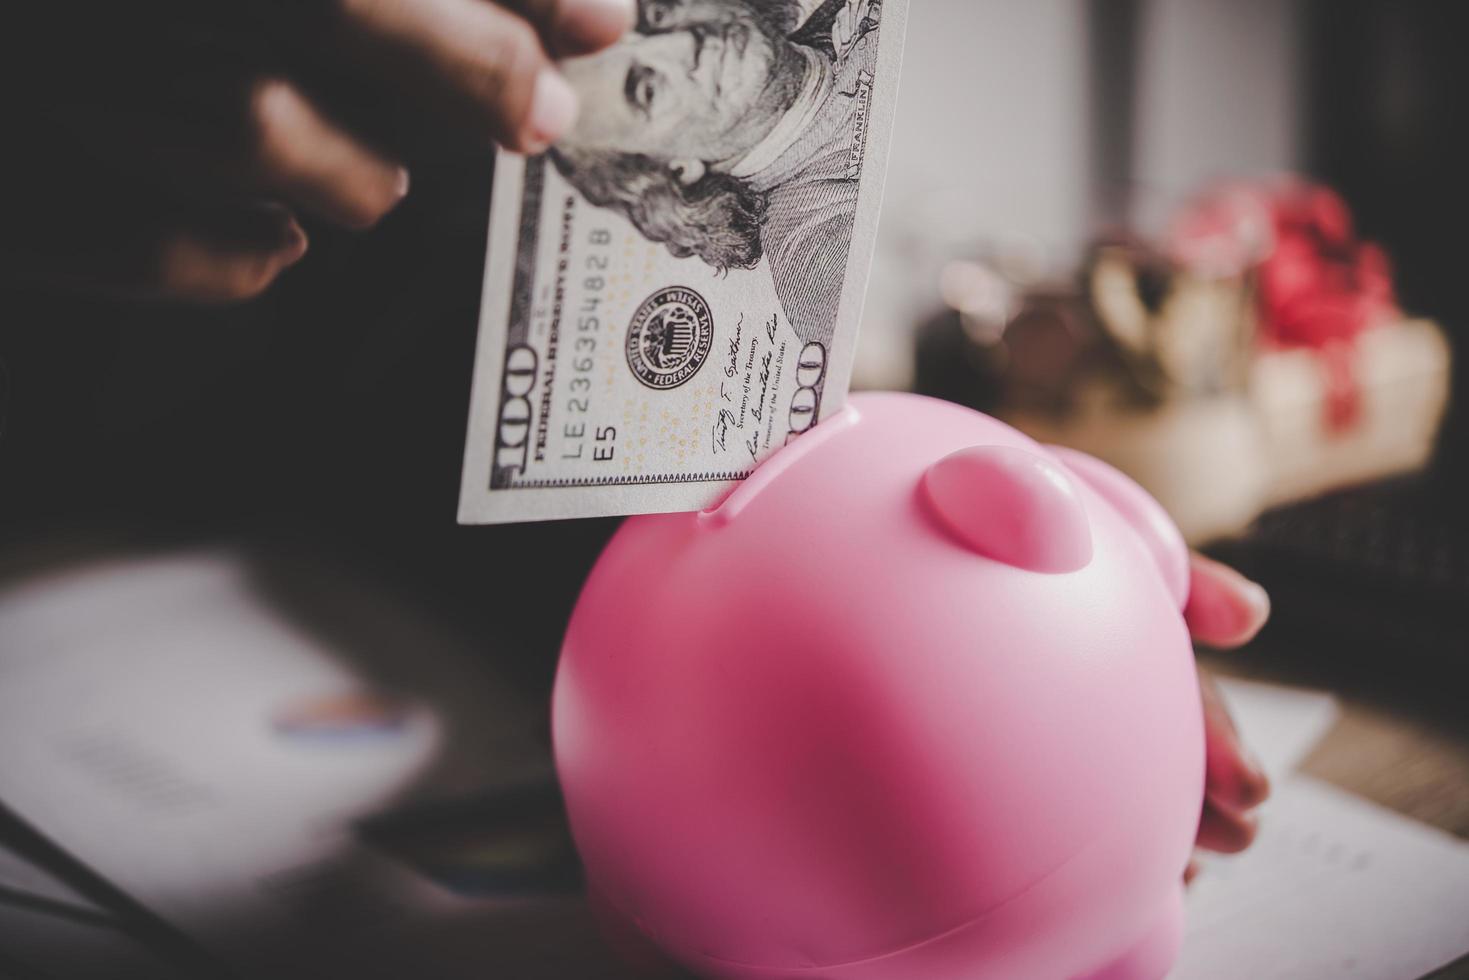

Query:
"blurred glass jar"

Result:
[[913, 247, 1097, 417]]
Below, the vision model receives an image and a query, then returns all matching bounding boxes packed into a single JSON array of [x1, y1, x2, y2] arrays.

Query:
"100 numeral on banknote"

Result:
[[460, 0, 907, 523]]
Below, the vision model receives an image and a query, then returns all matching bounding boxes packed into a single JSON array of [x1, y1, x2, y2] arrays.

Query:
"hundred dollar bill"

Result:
[[459, 0, 908, 523]]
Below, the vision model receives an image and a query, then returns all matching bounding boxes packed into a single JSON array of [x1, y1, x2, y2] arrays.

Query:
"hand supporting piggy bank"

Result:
[[554, 393, 1203, 980]]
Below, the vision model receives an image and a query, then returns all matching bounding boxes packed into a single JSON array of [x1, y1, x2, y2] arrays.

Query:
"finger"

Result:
[[240, 78, 410, 229], [1197, 802, 1259, 854], [1200, 673, 1272, 813], [147, 210, 311, 303], [1184, 857, 1202, 885], [1184, 553, 1271, 648], [330, 0, 578, 153], [501, 0, 634, 56], [18, 205, 310, 305]]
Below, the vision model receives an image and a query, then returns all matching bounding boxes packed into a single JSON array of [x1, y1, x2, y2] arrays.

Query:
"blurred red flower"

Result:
[[1255, 183, 1396, 349], [1170, 180, 1397, 349]]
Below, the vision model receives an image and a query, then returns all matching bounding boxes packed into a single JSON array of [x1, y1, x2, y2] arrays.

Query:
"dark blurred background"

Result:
[[1308, 0, 1469, 474]]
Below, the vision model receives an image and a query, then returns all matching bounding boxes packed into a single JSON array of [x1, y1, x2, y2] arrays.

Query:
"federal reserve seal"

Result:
[[625, 287, 714, 390]]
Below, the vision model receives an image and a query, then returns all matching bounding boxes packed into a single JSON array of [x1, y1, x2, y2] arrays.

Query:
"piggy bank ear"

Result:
[[923, 446, 1093, 574], [1047, 446, 1190, 608]]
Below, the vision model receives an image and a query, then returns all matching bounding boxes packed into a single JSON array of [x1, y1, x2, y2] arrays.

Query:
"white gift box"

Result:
[[1003, 318, 1452, 544]]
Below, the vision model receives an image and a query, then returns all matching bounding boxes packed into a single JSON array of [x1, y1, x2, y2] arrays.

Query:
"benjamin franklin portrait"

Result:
[[551, 0, 883, 347]]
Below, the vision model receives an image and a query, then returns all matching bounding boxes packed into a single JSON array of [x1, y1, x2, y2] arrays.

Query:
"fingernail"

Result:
[[278, 220, 309, 266], [1236, 578, 1271, 631], [558, 0, 636, 47], [1216, 577, 1270, 646], [525, 69, 579, 154], [394, 166, 411, 199]]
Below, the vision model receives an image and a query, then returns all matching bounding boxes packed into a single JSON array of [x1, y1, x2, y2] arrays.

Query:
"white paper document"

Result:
[[1213, 676, 1342, 783], [1177, 680, 1469, 980], [1178, 776, 1469, 980]]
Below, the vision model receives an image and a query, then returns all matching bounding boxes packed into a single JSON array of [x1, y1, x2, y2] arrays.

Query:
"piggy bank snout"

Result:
[[923, 445, 1094, 574]]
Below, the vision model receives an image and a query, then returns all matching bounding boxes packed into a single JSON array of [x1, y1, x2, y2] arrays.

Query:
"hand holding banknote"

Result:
[[2, 0, 632, 302]]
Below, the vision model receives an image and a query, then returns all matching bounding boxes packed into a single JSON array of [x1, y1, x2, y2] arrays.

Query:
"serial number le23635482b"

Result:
[[561, 228, 617, 463], [494, 227, 620, 478]]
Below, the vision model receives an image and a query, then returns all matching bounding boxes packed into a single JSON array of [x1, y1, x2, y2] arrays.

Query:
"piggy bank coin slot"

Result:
[[700, 404, 862, 527]]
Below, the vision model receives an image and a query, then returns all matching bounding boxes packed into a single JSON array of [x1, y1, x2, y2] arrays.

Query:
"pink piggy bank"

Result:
[[554, 393, 1203, 980]]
